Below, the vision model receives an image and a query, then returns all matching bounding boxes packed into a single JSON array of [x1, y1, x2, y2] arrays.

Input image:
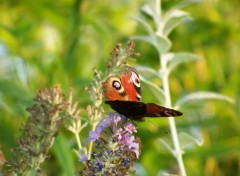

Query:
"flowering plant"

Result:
[[80, 113, 140, 175]]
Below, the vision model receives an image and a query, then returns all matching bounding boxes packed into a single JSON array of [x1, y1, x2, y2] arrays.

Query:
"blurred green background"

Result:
[[0, 0, 239, 175]]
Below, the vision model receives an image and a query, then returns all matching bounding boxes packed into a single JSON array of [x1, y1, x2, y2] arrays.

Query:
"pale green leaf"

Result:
[[131, 15, 171, 54], [175, 91, 235, 106], [141, 4, 154, 18], [135, 65, 159, 77], [141, 1, 161, 29], [167, 52, 202, 73], [140, 75, 165, 103], [178, 132, 203, 150], [160, 0, 200, 36], [131, 15, 155, 36], [131, 35, 155, 46], [166, 9, 189, 19], [163, 12, 192, 36]]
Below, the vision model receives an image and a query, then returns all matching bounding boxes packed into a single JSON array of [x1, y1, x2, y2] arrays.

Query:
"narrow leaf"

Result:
[[135, 65, 159, 77], [175, 91, 235, 106], [167, 52, 202, 73], [131, 15, 155, 37], [161, 0, 200, 36], [141, 4, 154, 18], [131, 35, 155, 46], [131, 16, 171, 53], [163, 13, 192, 36], [167, 9, 189, 19], [140, 76, 165, 103], [141, 2, 161, 29]]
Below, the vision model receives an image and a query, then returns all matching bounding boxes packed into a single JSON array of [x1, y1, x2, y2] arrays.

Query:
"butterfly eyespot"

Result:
[[112, 80, 121, 90], [134, 77, 140, 85], [131, 72, 140, 88]]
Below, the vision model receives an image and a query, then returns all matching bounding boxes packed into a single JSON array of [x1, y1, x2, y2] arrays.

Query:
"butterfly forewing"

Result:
[[120, 68, 141, 102], [105, 101, 146, 118]]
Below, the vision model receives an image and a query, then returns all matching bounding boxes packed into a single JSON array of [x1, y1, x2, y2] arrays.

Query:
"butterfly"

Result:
[[102, 67, 182, 121]]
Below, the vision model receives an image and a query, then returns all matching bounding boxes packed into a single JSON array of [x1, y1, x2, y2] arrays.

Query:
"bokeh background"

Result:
[[0, 0, 239, 175]]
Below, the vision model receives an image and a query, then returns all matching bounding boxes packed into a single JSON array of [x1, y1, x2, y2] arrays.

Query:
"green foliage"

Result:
[[0, 0, 239, 175]]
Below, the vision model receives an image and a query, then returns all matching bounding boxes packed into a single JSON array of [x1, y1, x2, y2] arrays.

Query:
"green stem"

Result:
[[161, 54, 186, 176], [87, 141, 93, 159], [87, 109, 99, 159], [155, 0, 186, 174], [75, 131, 82, 150], [87, 123, 97, 159]]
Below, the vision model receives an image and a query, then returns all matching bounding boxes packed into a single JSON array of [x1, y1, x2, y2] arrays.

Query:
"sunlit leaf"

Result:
[[131, 16, 171, 53], [167, 52, 202, 73], [163, 11, 192, 36], [160, 0, 200, 36], [166, 9, 189, 19], [141, 1, 161, 29], [141, 4, 154, 18], [131, 35, 155, 46], [136, 65, 159, 77], [131, 15, 155, 37], [175, 91, 235, 106]]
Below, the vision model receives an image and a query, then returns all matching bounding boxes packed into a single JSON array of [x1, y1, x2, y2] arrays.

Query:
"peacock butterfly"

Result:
[[102, 66, 182, 120]]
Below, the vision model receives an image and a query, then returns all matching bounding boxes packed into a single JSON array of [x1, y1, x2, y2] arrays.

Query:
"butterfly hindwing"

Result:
[[145, 103, 183, 117], [105, 100, 146, 119], [106, 101, 182, 120]]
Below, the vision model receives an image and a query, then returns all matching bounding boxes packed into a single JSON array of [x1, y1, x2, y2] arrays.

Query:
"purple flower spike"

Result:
[[80, 113, 141, 175]]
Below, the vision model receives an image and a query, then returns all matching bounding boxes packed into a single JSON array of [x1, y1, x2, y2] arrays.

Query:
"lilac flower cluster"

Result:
[[79, 113, 141, 175]]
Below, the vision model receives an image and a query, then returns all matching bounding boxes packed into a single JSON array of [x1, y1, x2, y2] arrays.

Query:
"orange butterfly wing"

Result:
[[120, 67, 141, 102]]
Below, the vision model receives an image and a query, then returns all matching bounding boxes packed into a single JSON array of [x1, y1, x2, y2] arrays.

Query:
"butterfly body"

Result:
[[102, 67, 182, 120]]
